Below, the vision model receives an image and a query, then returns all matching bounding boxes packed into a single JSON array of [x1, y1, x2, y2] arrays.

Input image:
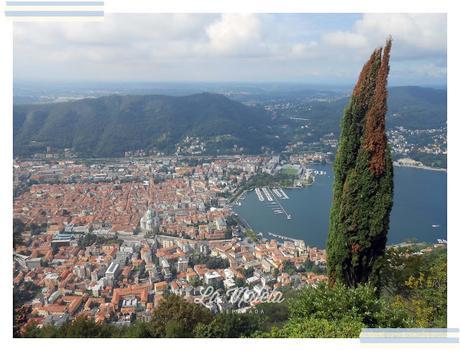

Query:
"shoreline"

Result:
[[393, 163, 447, 172], [232, 210, 445, 251], [234, 208, 446, 250]]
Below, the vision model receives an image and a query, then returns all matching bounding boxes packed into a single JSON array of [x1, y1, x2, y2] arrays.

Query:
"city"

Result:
[[13, 153, 329, 333]]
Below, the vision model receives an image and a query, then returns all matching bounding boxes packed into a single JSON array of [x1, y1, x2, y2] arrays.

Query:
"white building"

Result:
[[140, 208, 159, 232], [204, 271, 222, 285], [105, 262, 119, 286], [177, 257, 189, 273]]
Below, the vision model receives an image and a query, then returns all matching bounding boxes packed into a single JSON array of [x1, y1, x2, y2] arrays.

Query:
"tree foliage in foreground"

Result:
[[260, 282, 410, 338], [260, 247, 447, 338], [381, 246, 447, 327], [146, 295, 212, 337]]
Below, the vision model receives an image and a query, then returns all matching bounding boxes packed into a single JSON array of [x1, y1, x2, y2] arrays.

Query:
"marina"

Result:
[[253, 186, 293, 220], [233, 168, 330, 222]]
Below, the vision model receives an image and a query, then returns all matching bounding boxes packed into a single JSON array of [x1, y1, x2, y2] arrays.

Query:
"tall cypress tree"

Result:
[[327, 39, 393, 289]]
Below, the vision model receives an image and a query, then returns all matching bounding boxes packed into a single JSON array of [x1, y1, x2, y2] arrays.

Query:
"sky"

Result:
[[13, 13, 447, 86]]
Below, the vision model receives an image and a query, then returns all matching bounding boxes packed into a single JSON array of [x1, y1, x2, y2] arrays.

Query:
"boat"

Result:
[[432, 224, 440, 228], [287, 214, 292, 220]]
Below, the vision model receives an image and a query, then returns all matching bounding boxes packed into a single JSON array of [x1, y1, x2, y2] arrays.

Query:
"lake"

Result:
[[234, 164, 447, 248]]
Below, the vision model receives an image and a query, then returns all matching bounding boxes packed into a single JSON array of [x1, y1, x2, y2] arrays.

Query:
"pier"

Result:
[[262, 187, 273, 201], [251, 187, 292, 219], [266, 187, 292, 220], [255, 187, 264, 201], [279, 188, 289, 199], [273, 187, 289, 200], [267, 232, 297, 241]]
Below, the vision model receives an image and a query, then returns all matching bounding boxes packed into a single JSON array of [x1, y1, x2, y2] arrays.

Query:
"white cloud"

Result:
[[356, 14, 446, 52], [289, 41, 319, 57], [13, 13, 447, 84], [204, 14, 265, 56], [323, 31, 368, 49], [323, 14, 446, 58]]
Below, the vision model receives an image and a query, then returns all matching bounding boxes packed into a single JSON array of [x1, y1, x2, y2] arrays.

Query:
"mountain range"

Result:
[[13, 86, 446, 158], [14, 93, 279, 157]]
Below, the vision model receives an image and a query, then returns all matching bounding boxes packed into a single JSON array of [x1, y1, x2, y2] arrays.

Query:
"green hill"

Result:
[[13, 86, 446, 158], [301, 86, 446, 134], [386, 86, 446, 129], [13, 93, 280, 157]]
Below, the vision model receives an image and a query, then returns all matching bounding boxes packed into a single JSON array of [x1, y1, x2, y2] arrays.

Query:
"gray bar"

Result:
[[5, 10, 104, 16], [360, 337, 459, 343], [6, 1, 104, 5], [361, 328, 459, 333]]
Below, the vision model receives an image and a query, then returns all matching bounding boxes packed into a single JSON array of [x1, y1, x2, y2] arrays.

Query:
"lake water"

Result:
[[234, 164, 447, 248]]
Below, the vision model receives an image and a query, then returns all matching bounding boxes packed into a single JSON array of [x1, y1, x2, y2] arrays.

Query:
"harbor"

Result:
[[233, 164, 447, 249], [254, 186, 292, 220]]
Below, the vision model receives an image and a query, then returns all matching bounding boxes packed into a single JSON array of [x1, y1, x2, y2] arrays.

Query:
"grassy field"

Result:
[[280, 167, 301, 176]]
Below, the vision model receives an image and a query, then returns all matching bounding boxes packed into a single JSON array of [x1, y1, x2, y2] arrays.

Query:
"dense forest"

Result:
[[13, 93, 281, 157]]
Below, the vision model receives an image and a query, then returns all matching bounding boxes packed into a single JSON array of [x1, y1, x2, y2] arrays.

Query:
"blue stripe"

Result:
[[6, 1, 103, 5], [360, 337, 459, 343], [361, 328, 459, 333], [5, 10, 103, 16]]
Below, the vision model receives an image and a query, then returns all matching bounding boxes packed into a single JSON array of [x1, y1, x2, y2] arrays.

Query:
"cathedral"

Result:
[[140, 208, 158, 232]]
